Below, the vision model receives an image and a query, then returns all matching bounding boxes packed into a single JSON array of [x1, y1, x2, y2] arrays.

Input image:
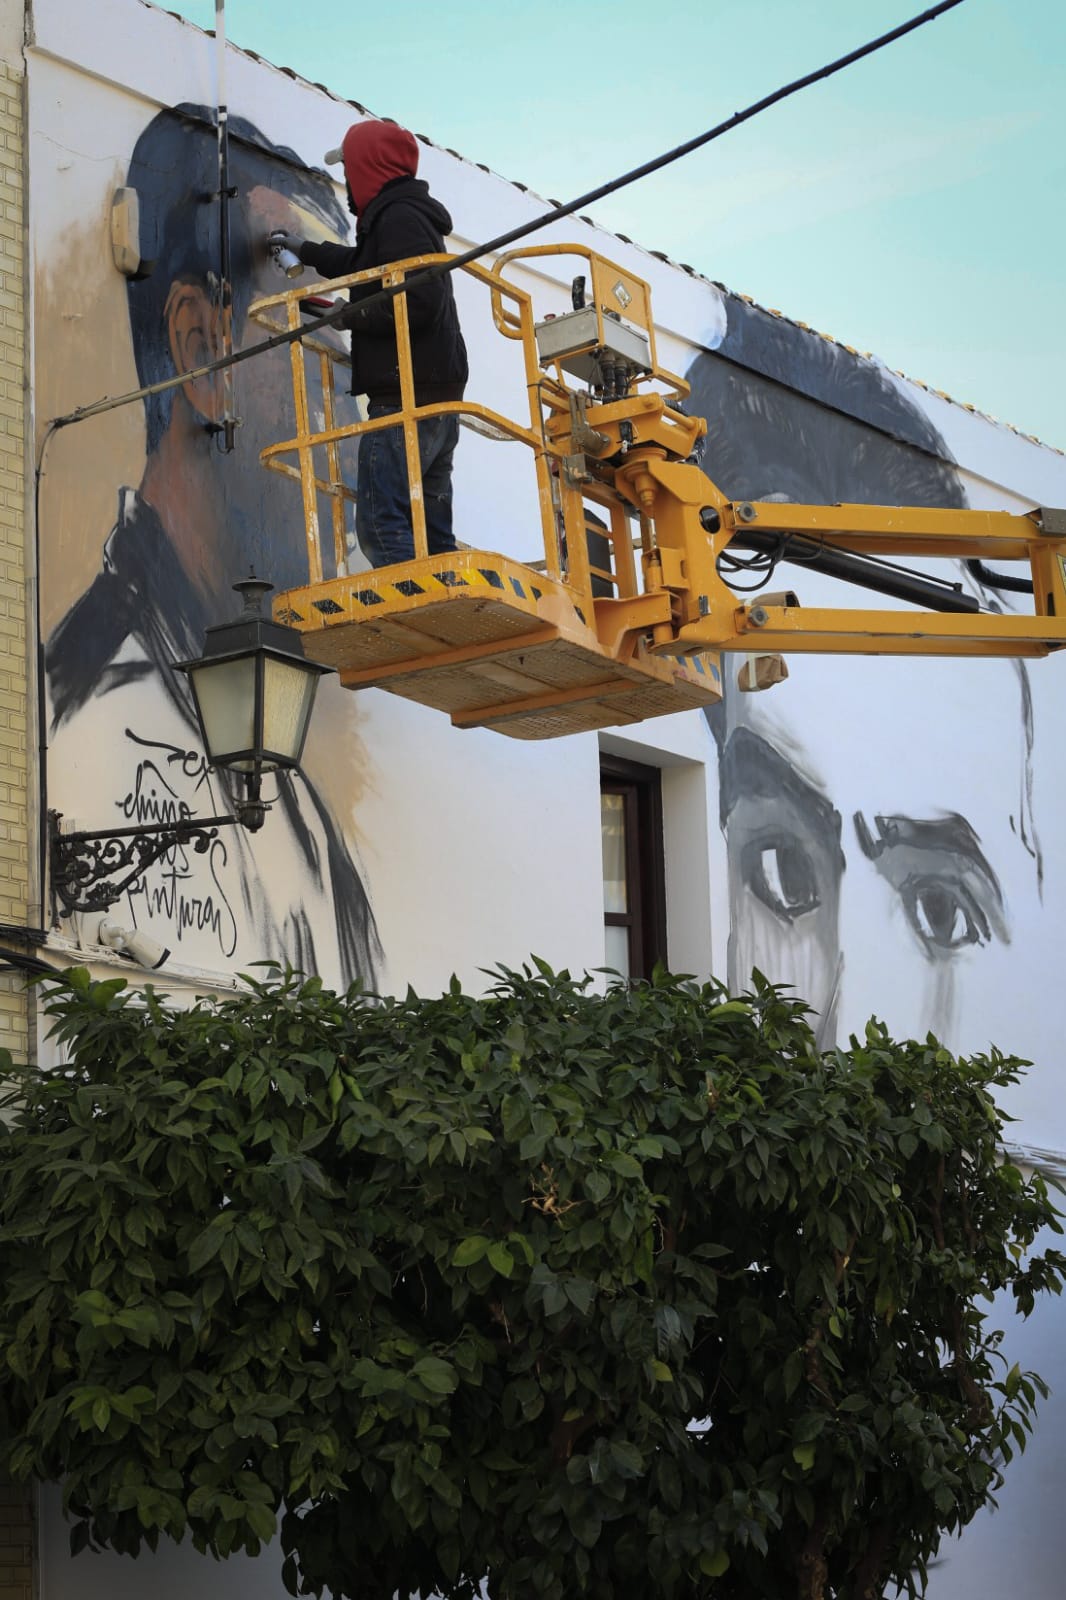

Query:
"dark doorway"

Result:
[[600, 755, 667, 980]]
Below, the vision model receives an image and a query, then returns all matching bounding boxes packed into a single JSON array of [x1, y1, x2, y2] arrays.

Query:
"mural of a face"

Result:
[[122, 104, 357, 607], [42, 104, 380, 983], [688, 305, 1041, 1048], [717, 649, 1037, 1050]]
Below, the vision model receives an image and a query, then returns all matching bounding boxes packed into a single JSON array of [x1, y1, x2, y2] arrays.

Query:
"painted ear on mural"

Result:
[[163, 280, 226, 426]]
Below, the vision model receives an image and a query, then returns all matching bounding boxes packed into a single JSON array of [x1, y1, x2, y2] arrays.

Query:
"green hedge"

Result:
[[0, 964, 1061, 1600]]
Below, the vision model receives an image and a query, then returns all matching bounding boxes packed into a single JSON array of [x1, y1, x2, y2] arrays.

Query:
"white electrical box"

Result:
[[534, 306, 651, 386]]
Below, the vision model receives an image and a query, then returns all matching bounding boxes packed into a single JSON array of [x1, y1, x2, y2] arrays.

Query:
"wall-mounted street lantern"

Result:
[[49, 576, 331, 921]]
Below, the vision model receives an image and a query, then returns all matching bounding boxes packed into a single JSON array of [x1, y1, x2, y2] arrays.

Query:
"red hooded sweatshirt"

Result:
[[341, 120, 420, 216], [299, 118, 467, 404]]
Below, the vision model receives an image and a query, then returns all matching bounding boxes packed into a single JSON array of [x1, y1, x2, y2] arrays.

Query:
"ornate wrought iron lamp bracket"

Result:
[[49, 810, 243, 920], [46, 575, 330, 930]]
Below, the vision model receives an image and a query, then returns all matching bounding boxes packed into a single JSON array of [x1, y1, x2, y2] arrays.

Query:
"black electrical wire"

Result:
[[0, 921, 49, 946], [42, 0, 968, 434], [0, 952, 58, 978], [0, 920, 56, 981], [716, 541, 781, 593]]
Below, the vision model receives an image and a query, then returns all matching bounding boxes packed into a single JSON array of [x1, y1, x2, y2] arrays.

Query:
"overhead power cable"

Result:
[[44, 0, 967, 433]]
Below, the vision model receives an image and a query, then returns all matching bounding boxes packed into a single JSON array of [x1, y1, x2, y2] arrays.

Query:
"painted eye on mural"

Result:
[[899, 873, 990, 953], [740, 837, 820, 922], [854, 813, 1008, 962]]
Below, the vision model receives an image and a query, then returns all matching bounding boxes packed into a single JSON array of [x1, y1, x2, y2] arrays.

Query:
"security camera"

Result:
[[96, 918, 171, 972]]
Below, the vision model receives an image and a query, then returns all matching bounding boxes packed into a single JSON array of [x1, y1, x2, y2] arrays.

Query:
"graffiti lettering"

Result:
[[115, 757, 194, 828], [126, 837, 239, 959], [123, 729, 216, 798], [116, 732, 239, 958]]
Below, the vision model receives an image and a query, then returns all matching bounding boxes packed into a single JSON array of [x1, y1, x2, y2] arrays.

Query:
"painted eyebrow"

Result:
[[853, 812, 1005, 909], [720, 728, 844, 861]]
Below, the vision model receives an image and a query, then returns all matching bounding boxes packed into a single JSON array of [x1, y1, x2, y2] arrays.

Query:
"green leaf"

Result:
[[487, 1242, 514, 1278], [542, 1282, 568, 1317], [605, 1150, 643, 1179], [585, 1168, 611, 1204], [188, 1226, 224, 1272], [609, 1440, 644, 1479], [564, 1278, 595, 1315], [246, 1501, 277, 1542], [412, 1357, 458, 1396], [452, 1236, 489, 1268]]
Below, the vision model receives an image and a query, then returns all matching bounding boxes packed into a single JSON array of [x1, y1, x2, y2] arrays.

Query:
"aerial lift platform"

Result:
[[249, 245, 1066, 739]]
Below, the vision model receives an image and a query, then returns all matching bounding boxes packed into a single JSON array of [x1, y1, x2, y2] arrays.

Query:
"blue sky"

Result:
[[166, 0, 1065, 448]]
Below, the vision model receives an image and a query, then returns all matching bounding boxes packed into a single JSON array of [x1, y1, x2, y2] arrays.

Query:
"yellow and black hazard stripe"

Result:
[[276, 561, 605, 640], [283, 565, 556, 621], [674, 652, 721, 687], [356, 566, 544, 605]]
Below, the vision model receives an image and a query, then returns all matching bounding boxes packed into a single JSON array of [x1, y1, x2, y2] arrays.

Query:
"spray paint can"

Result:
[[268, 230, 305, 279]]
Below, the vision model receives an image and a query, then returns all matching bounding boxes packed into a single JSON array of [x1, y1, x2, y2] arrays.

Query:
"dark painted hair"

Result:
[[693, 293, 969, 756], [688, 294, 967, 510], [125, 103, 348, 452]]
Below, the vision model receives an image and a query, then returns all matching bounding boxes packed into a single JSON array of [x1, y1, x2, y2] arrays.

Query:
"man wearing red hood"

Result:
[[277, 120, 468, 568]]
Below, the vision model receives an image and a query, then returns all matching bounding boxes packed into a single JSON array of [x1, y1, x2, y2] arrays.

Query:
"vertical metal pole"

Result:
[[320, 350, 348, 576], [390, 267, 428, 560], [215, 0, 236, 452], [559, 468, 594, 608], [287, 299, 324, 584], [1030, 545, 1066, 619], [517, 293, 564, 582], [609, 502, 638, 597]]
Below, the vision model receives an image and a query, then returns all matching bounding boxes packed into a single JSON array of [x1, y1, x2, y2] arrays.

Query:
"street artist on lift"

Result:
[[274, 120, 469, 569]]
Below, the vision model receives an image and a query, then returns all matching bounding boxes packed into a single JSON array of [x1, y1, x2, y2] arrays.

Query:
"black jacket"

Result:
[[300, 177, 468, 406]]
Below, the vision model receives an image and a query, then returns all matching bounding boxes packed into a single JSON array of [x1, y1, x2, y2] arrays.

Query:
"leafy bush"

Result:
[[0, 964, 1062, 1600]]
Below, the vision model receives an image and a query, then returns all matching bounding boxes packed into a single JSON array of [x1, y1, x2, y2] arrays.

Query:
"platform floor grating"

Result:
[[275, 552, 722, 739]]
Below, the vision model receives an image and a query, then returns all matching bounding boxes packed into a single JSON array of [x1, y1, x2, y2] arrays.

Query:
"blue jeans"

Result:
[[355, 404, 460, 569]]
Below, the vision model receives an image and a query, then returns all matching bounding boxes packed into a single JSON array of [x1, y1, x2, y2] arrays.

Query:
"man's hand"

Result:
[[268, 230, 305, 260]]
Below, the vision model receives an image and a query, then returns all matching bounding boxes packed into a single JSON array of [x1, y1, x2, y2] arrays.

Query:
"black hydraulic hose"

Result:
[[965, 558, 1034, 595], [730, 528, 981, 613]]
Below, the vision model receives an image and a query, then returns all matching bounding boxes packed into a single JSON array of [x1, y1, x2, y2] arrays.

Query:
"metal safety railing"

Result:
[[250, 256, 556, 583], [247, 245, 700, 620]]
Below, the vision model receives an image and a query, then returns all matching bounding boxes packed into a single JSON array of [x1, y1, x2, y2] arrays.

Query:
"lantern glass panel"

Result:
[[261, 655, 320, 767], [188, 655, 259, 772]]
